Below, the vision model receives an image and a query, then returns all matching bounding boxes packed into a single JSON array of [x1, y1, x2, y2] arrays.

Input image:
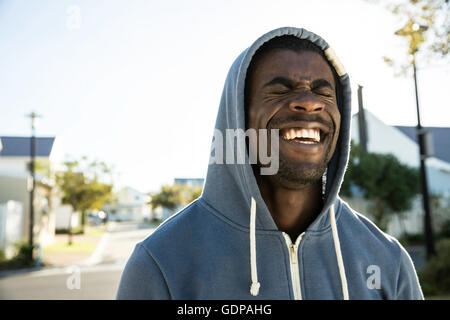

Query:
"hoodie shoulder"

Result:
[[338, 200, 423, 299], [116, 242, 171, 299], [339, 199, 402, 249], [116, 200, 204, 300]]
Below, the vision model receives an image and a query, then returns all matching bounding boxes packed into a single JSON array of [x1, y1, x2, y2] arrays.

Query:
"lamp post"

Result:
[[357, 85, 368, 154], [25, 111, 42, 259], [395, 21, 435, 259]]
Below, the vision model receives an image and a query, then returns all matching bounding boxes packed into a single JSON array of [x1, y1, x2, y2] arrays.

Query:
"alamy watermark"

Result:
[[66, 265, 81, 290], [366, 265, 381, 290], [66, 5, 81, 30], [209, 128, 279, 175]]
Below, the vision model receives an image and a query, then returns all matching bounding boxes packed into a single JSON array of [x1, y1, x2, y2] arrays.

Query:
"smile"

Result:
[[280, 127, 321, 144]]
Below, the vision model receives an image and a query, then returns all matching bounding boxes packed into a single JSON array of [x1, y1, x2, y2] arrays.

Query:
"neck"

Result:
[[256, 175, 323, 241]]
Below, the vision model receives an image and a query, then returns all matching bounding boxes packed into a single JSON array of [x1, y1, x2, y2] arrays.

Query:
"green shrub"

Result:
[[439, 221, 450, 238], [419, 238, 450, 296], [13, 242, 35, 266], [0, 248, 6, 264], [399, 232, 425, 246], [55, 226, 85, 235], [0, 242, 36, 270]]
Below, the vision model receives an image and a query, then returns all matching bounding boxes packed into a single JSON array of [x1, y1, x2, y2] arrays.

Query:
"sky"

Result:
[[0, 0, 449, 193]]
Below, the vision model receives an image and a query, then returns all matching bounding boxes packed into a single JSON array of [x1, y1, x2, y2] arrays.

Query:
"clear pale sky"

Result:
[[0, 0, 449, 193]]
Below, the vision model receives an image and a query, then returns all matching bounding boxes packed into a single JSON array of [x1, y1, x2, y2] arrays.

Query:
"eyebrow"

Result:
[[263, 76, 334, 90]]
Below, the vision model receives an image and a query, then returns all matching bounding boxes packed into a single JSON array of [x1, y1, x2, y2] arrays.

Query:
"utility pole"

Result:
[[395, 21, 435, 260], [25, 111, 42, 259], [357, 85, 368, 153], [412, 56, 435, 259]]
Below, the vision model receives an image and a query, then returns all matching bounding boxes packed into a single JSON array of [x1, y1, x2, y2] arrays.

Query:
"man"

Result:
[[117, 27, 423, 299]]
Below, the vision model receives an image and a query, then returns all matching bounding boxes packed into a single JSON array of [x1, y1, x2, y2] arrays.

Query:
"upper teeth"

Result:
[[282, 128, 320, 142]]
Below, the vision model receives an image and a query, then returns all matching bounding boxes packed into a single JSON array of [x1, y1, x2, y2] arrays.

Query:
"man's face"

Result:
[[246, 48, 341, 188]]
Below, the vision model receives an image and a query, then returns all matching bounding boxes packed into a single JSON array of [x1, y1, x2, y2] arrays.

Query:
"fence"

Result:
[[0, 200, 24, 258]]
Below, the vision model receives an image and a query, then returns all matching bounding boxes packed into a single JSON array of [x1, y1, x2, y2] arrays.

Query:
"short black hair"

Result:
[[251, 35, 327, 64], [244, 35, 341, 108]]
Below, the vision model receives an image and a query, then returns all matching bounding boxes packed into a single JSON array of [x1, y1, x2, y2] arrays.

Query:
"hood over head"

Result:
[[116, 27, 423, 301], [202, 26, 352, 233]]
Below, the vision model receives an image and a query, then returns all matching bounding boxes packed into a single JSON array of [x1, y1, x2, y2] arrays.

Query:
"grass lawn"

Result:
[[43, 226, 106, 255], [43, 240, 98, 254], [86, 227, 106, 237]]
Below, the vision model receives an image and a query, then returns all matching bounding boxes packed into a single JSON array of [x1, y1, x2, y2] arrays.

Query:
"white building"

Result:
[[0, 136, 66, 252], [0, 136, 63, 175], [105, 187, 151, 222], [347, 111, 450, 238]]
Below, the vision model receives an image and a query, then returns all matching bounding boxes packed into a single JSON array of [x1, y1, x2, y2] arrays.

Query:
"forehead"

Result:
[[249, 49, 335, 86]]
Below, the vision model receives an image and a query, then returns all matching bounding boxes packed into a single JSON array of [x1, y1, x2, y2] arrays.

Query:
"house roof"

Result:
[[0, 136, 55, 157], [394, 126, 450, 164]]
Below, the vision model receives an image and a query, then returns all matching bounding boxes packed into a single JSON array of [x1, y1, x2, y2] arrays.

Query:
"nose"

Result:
[[288, 93, 325, 113]]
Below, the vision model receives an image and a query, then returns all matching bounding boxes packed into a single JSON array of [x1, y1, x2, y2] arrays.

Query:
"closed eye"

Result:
[[311, 79, 335, 97], [271, 90, 290, 95], [315, 90, 333, 97], [312, 87, 334, 98]]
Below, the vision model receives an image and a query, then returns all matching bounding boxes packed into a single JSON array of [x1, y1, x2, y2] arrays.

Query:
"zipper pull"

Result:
[[290, 244, 298, 264]]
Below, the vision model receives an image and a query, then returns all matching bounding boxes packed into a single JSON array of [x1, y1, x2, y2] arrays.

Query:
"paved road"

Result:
[[0, 222, 154, 300]]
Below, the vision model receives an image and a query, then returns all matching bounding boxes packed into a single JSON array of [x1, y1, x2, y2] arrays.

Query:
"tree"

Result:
[[55, 157, 113, 244], [150, 182, 203, 213], [370, 0, 449, 74], [429, 194, 450, 237], [341, 143, 420, 230], [185, 185, 203, 203], [35, 160, 52, 177], [150, 184, 186, 211]]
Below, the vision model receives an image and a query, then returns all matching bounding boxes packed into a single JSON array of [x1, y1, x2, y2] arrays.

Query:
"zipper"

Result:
[[283, 232, 305, 300]]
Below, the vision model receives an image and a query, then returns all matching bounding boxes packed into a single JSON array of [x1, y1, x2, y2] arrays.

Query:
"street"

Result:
[[0, 222, 155, 299]]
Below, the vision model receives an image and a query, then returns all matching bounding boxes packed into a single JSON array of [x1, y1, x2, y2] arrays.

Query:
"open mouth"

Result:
[[280, 127, 322, 145]]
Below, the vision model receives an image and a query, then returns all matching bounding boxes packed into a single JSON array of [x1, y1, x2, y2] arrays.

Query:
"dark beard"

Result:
[[264, 114, 334, 188], [275, 142, 330, 188]]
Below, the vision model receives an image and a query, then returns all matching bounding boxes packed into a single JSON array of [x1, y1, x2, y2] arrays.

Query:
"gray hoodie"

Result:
[[116, 27, 424, 300]]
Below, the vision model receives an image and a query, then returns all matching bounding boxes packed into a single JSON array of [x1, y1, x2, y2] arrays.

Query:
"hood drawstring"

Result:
[[249, 197, 261, 296], [330, 204, 349, 300], [248, 199, 349, 300]]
